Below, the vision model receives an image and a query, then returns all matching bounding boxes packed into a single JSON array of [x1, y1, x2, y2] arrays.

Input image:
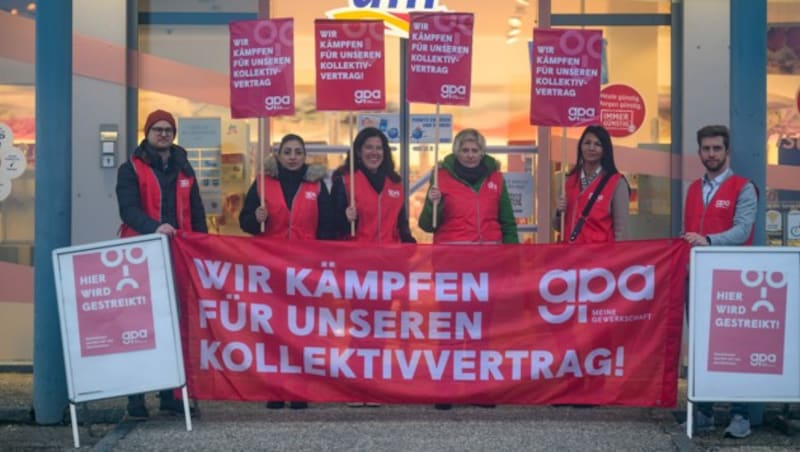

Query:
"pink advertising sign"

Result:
[[72, 247, 156, 357], [229, 18, 295, 118], [530, 28, 602, 127], [406, 12, 474, 106], [315, 20, 385, 111], [599, 84, 645, 138], [708, 269, 788, 374]]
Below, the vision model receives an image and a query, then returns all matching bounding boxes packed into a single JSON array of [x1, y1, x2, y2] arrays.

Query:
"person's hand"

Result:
[[346, 205, 358, 222], [683, 232, 710, 247], [155, 223, 177, 236], [428, 186, 442, 203], [255, 206, 268, 223], [556, 196, 567, 213]]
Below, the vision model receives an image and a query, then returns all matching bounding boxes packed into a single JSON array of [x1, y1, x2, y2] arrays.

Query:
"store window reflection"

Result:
[[0, 85, 35, 265]]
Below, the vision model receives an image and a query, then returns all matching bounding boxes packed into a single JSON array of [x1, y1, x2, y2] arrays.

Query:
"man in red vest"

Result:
[[683, 124, 758, 438], [115, 109, 207, 417]]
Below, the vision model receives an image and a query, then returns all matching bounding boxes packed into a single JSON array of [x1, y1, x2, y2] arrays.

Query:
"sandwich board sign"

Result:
[[687, 246, 800, 437], [53, 234, 191, 447]]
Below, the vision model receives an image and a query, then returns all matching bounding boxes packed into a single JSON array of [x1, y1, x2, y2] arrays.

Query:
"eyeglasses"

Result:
[[150, 127, 175, 136]]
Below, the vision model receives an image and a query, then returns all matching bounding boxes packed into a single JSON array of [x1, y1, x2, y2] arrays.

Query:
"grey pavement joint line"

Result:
[[92, 419, 141, 452]]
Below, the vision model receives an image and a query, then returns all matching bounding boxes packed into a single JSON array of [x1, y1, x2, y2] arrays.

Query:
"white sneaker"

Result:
[[694, 410, 715, 432], [724, 414, 752, 439]]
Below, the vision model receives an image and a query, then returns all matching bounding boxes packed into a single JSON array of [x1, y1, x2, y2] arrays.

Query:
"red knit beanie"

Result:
[[144, 109, 177, 134]]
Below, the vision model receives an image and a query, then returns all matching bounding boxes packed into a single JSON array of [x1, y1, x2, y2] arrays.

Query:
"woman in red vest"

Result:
[[555, 125, 630, 243], [239, 133, 333, 242], [331, 127, 416, 244], [418, 128, 519, 244], [239, 133, 333, 410]]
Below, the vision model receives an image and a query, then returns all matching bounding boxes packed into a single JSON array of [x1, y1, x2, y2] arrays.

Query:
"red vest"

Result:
[[563, 172, 622, 244], [259, 175, 320, 240], [684, 174, 753, 245], [343, 171, 404, 243], [119, 156, 194, 237], [434, 169, 504, 244]]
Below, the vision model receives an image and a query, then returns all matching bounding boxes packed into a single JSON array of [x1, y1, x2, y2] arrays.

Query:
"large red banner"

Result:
[[530, 28, 602, 127], [171, 234, 687, 407], [315, 20, 385, 111], [406, 12, 474, 106], [229, 18, 295, 118]]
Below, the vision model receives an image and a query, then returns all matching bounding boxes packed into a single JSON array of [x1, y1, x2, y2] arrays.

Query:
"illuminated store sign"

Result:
[[326, 0, 449, 38]]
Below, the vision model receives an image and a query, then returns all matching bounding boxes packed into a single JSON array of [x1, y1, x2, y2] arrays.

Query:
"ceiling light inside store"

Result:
[[506, 36, 518, 45], [10, 8, 18, 14], [27, 2, 36, 11], [508, 16, 522, 27], [507, 28, 521, 36], [516, 0, 530, 5]]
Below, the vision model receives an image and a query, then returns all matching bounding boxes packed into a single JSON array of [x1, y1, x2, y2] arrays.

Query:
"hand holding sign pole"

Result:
[[529, 28, 602, 241], [313, 19, 386, 237], [407, 12, 474, 229], [229, 18, 296, 233]]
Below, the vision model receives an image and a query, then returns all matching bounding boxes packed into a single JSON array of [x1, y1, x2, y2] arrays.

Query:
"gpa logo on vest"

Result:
[[387, 188, 401, 198], [487, 181, 498, 191], [715, 199, 731, 209], [305, 192, 317, 200], [180, 180, 191, 188]]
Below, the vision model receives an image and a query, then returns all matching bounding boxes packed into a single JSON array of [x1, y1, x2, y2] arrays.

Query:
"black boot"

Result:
[[127, 394, 148, 418]]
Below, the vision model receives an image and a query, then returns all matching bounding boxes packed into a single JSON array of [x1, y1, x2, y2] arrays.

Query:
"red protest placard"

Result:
[[600, 84, 646, 138], [530, 28, 602, 127], [708, 269, 788, 375], [73, 248, 156, 357], [315, 20, 385, 111], [229, 18, 295, 118], [406, 12, 474, 106]]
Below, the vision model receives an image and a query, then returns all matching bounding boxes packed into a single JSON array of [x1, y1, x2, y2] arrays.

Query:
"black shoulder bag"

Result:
[[569, 173, 613, 242]]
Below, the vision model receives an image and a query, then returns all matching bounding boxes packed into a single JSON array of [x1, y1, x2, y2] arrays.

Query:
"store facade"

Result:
[[0, 0, 793, 363]]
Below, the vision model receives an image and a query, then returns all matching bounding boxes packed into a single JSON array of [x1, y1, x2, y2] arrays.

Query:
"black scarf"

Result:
[[453, 159, 488, 185], [278, 163, 307, 209], [362, 167, 386, 193]]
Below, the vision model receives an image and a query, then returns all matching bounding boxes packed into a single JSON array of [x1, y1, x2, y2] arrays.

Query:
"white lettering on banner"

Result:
[[537, 265, 655, 324], [286, 306, 481, 340], [193, 259, 273, 293], [198, 298, 274, 333], [80, 296, 147, 311], [198, 342, 626, 381], [714, 317, 781, 329], [567, 107, 597, 122], [265, 96, 292, 111], [285, 266, 488, 302], [354, 89, 382, 104]]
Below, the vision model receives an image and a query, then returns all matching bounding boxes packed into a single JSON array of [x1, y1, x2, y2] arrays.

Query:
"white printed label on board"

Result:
[[1, 147, 26, 179]]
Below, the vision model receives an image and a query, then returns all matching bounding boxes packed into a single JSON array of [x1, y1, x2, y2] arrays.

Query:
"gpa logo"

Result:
[[264, 95, 292, 111], [440, 84, 467, 99], [121, 329, 148, 345], [715, 199, 731, 209], [180, 179, 191, 188], [750, 352, 777, 368], [568, 107, 597, 122], [354, 89, 382, 105], [305, 192, 317, 200], [487, 181, 498, 191], [387, 188, 401, 198], [537, 265, 655, 324]]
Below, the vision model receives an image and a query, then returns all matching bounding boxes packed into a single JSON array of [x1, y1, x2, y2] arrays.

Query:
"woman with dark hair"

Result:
[[331, 127, 416, 243], [555, 125, 630, 243], [239, 133, 334, 241]]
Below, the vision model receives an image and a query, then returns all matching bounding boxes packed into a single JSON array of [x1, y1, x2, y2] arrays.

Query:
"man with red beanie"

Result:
[[115, 109, 206, 417]]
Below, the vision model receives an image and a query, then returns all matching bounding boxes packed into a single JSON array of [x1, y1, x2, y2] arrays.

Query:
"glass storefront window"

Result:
[[766, 0, 800, 245]]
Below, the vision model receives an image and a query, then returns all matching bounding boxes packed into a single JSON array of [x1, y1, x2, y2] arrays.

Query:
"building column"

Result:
[[32, 0, 72, 424], [730, 0, 767, 245]]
